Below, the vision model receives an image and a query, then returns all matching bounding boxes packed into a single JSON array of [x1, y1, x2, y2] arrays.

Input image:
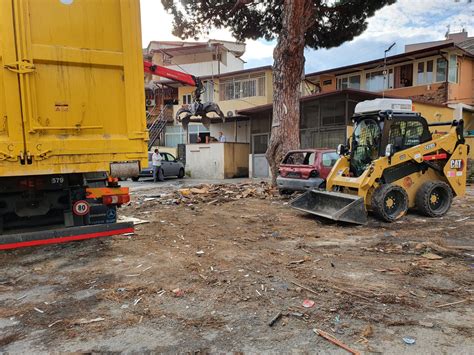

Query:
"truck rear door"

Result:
[[0, 0, 26, 172], [6, 0, 147, 176]]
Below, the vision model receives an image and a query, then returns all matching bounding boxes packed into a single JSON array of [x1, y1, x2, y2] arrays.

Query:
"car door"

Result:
[[160, 153, 169, 177], [166, 153, 179, 176]]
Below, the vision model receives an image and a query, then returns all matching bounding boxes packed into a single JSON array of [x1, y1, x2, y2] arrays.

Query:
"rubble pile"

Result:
[[140, 182, 279, 206]]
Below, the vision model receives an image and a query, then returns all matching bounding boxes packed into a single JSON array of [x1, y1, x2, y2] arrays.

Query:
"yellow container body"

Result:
[[0, 0, 148, 177]]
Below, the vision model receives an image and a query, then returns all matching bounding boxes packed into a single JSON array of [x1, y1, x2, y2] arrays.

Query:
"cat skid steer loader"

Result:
[[291, 99, 468, 224]]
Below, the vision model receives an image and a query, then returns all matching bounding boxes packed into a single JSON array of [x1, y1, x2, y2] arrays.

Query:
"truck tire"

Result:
[[415, 181, 453, 217], [371, 184, 409, 222]]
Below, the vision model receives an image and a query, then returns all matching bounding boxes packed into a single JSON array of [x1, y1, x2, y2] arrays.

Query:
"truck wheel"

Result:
[[371, 184, 409, 222], [415, 181, 453, 217], [178, 168, 185, 179], [131, 177, 139, 182]]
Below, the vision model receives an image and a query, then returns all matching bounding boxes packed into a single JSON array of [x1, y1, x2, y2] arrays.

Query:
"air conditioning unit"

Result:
[[146, 99, 155, 107]]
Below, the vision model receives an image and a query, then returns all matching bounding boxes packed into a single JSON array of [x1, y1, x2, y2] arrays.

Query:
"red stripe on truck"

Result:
[[0, 227, 134, 250]]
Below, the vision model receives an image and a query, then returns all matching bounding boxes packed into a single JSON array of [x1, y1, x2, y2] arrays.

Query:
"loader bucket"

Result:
[[290, 190, 368, 225]]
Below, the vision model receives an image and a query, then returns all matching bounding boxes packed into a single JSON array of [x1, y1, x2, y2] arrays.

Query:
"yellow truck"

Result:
[[0, 0, 148, 248]]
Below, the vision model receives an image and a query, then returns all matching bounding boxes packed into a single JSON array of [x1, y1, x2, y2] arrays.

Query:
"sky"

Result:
[[140, 0, 474, 73]]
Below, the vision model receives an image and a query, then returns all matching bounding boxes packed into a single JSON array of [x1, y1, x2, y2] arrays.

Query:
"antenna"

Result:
[[383, 42, 396, 98]]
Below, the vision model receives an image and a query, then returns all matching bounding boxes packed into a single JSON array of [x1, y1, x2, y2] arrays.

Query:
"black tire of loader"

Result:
[[372, 184, 409, 222], [415, 181, 453, 217]]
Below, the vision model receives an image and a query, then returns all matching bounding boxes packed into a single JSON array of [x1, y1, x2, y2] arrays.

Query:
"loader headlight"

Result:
[[337, 144, 347, 156], [385, 144, 395, 158]]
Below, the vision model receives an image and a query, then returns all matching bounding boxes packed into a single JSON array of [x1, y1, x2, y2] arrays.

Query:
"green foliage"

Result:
[[162, 0, 397, 49]]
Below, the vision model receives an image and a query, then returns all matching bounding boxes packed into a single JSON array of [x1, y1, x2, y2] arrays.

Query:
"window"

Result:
[[322, 152, 339, 167], [282, 152, 315, 166], [417, 60, 435, 85], [448, 55, 458, 83], [164, 126, 186, 147], [365, 71, 388, 91], [394, 64, 413, 88], [417, 62, 425, 84], [349, 75, 361, 89], [426, 60, 434, 83], [351, 119, 381, 176], [312, 130, 346, 149], [436, 58, 447, 82], [182, 94, 192, 105], [219, 76, 266, 101], [337, 75, 361, 90], [321, 100, 345, 126], [165, 153, 176, 162], [388, 121, 424, 150], [301, 103, 319, 129], [323, 79, 332, 86], [162, 55, 172, 65], [202, 81, 214, 102]]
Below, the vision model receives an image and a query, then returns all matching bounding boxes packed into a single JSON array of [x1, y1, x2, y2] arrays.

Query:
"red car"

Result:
[[277, 149, 339, 193]]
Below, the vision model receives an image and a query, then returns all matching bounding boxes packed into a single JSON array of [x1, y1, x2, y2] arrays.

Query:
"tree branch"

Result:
[[230, 0, 254, 15]]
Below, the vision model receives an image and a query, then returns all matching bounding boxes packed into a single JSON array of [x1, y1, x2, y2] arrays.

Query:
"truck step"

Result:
[[0, 222, 134, 250]]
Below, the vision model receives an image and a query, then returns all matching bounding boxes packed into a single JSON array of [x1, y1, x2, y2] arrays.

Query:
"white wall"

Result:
[[186, 143, 225, 179], [210, 121, 250, 143]]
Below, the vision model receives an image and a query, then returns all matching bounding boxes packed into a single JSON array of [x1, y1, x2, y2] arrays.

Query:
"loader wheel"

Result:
[[415, 181, 453, 217], [371, 184, 409, 222]]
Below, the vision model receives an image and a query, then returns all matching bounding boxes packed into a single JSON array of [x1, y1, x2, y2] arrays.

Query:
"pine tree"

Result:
[[162, 0, 396, 184]]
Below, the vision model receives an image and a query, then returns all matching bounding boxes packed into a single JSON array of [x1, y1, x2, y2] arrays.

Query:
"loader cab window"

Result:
[[351, 118, 382, 176], [388, 120, 425, 151]]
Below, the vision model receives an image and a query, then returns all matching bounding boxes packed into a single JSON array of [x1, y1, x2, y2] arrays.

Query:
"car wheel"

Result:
[[178, 168, 185, 179], [131, 177, 139, 182], [279, 189, 292, 196]]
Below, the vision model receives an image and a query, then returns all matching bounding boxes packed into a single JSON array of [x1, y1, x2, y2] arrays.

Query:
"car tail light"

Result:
[[309, 170, 319, 178], [102, 194, 130, 205]]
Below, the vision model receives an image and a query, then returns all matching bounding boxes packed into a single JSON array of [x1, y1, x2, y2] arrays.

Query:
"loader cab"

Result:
[[349, 99, 431, 176]]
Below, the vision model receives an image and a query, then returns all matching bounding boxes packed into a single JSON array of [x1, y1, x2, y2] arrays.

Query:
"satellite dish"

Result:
[[226, 111, 234, 117]]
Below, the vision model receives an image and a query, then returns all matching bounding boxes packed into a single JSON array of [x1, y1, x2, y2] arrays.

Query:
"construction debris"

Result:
[[268, 311, 283, 327], [143, 182, 277, 206], [314, 329, 360, 355]]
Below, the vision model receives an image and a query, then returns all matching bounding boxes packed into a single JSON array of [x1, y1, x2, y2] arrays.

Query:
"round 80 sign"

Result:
[[73, 200, 90, 216]]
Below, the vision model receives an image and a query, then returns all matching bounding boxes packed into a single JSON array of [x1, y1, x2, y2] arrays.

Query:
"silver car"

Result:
[[132, 152, 185, 181]]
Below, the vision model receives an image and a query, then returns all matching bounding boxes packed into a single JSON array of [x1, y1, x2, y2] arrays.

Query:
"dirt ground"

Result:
[[1, 180, 473, 354]]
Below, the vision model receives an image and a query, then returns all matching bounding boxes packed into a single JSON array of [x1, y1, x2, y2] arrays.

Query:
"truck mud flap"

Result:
[[290, 190, 368, 225], [0, 222, 134, 250]]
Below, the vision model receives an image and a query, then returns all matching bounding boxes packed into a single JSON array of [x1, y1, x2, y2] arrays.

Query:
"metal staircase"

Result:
[[147, 104, 172, 150]]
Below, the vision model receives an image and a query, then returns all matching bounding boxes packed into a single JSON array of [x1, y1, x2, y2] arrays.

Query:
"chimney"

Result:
[[447, 30, 468, 44]]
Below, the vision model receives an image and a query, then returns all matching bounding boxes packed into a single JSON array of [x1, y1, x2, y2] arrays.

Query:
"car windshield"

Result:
[[282, 152, 315, 165], [322, 152, 339, 167], [351, 118, 382, 176]]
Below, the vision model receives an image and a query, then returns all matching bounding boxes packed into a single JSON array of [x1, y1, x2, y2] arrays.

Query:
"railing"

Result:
[[147, 104, 172, 150]]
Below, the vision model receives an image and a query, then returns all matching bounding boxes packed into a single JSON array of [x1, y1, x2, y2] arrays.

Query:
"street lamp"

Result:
[[383, 42, 396, 98]]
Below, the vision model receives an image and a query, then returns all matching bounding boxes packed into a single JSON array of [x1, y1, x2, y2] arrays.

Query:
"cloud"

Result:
[[140, 0, 474, 72]]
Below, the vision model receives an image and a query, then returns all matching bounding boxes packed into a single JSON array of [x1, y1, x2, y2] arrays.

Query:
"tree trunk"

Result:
[[266, 0, 311, 185]]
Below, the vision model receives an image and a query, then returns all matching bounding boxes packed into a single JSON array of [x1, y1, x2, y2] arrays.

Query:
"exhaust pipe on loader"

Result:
[[290, 190, 368, 225]]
